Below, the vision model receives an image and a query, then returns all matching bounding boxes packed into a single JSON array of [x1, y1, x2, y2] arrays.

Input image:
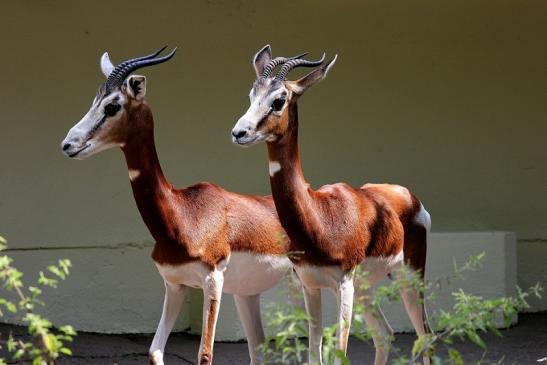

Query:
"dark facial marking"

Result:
[[272, 96, 286, 112], [85, 114, 108, 142], [83, 96, 121, 142], [104, 96, 121, 116], [105, 103, 121, 116]]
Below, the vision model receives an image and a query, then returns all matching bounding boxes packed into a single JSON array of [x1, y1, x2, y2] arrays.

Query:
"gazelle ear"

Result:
[[124, 75, 147, 101], [291, 55, 338, 95], [100, 52, 115, 78], [253, 44, 272, 78]]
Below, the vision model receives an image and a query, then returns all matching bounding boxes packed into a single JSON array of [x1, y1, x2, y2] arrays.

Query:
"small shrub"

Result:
[[260, 253, 542, 364], [0, 236, 76, 365]]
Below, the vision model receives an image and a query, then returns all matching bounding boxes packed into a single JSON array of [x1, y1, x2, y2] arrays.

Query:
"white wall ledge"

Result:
[[2, 231, 541, 340]]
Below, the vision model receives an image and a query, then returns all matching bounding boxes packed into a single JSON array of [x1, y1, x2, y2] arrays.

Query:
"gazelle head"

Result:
[[232, 45, 336, 146], [61, 47, 176, 159]]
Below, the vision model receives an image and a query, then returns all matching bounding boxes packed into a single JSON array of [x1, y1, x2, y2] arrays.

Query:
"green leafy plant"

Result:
[[259, 273, 310, 365], [260, 253, 542, 364], [0, 236, 76, 365]]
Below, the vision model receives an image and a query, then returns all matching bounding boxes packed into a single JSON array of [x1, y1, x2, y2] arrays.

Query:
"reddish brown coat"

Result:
[[266, 102, 427, 272], [121, 103, 288, 268]]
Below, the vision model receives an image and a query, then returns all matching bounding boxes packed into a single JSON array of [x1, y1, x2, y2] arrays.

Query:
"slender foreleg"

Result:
[[198, 268, 225, 365], [334, 274, 355, 365], [149, 282, 187, 365]]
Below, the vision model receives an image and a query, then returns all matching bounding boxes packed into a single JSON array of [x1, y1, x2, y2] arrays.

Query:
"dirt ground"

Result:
[[1, 312, 546, 364]]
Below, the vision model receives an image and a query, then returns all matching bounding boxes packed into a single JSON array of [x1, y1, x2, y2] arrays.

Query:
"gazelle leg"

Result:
[[234, 294, 265, 365], [302, 286, 323, 365], [334, 275, 354, 365], [362, 288, 393, 365], [198, 268, 224, 365], [400, 284, 431, 365], [149, 282, 186, 365]]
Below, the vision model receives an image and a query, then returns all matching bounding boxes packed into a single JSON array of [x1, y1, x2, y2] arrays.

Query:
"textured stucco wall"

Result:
[[1, 232, 519, 337], [0, 0, 545, 332]]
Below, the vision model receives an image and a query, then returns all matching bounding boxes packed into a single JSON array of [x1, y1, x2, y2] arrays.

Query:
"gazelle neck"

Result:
[[266, 102, 313, 239], [120, 103, 173, 235], [122, 103, 169, 188]]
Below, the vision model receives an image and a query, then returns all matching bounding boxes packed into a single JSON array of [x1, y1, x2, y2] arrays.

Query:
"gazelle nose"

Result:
[[232, 129, 248, 139], [62, 142, 72, 151]]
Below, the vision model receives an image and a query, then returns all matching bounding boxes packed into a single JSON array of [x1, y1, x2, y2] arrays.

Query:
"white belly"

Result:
[[359, 250, 405, 285], [294, 265, 347, 292], [155, 252, 291, 296], [223, 252, 291, 295], [294, 250, 405, 291]]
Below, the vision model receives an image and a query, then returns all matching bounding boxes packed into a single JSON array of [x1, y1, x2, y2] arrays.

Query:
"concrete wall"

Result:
[[0, 0, 545, 333], [1, 232, 519, 338]]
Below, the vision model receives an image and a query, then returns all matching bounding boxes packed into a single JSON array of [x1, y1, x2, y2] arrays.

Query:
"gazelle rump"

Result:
[[232, 45, 432, 365], [61, 47, 292, 365]]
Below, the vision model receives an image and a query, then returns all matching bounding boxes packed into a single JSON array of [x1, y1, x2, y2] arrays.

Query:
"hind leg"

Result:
[[357, 261, 393, 365], [401, 203, 432, 364], [362, 287, 393, 365], [399, 283, 431, 365], [234, 294, 265, 365], [302, 286, 323, 364]]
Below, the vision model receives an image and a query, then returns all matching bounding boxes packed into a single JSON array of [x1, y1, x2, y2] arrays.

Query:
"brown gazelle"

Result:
[[61, 47, 294, 365], [232, 45, 432, 365]]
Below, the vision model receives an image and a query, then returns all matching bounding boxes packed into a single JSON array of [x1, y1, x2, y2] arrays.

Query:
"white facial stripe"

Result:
[[100, 93, 122, 108], [269, 88, 287, 102], [269, 161, 281, 176], [241, 103, 263, 125], [238, 86, 288, 129], [62, 91, 127, 159]]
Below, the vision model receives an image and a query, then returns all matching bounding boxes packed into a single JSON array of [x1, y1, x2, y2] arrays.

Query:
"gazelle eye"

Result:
[[272, 98, 286, 112], [104, 103, 121, 117]]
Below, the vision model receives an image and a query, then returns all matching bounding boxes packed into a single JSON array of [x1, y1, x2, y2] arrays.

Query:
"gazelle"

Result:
[[61, 47, 293, 365], [232, 45, 432, 365]]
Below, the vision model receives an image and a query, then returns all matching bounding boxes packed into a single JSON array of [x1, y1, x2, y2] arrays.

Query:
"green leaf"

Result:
[[58, 259, 72, 275], [48, 265, 64, 279], [28, 286, 42, 298], [14, 348, 25, 359], [333, 349, 350, 365], [6, 302, 17, 313], [466, 330, 486, 349], [411, 334, 434, 357], [486, 325, 502, 337], [38, 271, 58, 288], [448, 348, 464, 365], [60, 347, 72, 355], [59, 325, 77, 337]]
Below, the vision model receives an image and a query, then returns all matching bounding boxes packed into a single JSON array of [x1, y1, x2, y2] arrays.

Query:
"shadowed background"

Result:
[[0, 0, 545, 331]]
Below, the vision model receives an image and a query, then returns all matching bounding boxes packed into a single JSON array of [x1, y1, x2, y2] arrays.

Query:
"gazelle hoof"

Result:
[[199, 353, 212, 365], [149, 350, 164, 365]]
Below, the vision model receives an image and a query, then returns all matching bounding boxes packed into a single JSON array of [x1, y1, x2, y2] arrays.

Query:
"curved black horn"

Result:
[[118, 46, 168, 66], [261, 53, 308, 79], [274, 53, 326, 81], [105, 47, 177, 90]]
